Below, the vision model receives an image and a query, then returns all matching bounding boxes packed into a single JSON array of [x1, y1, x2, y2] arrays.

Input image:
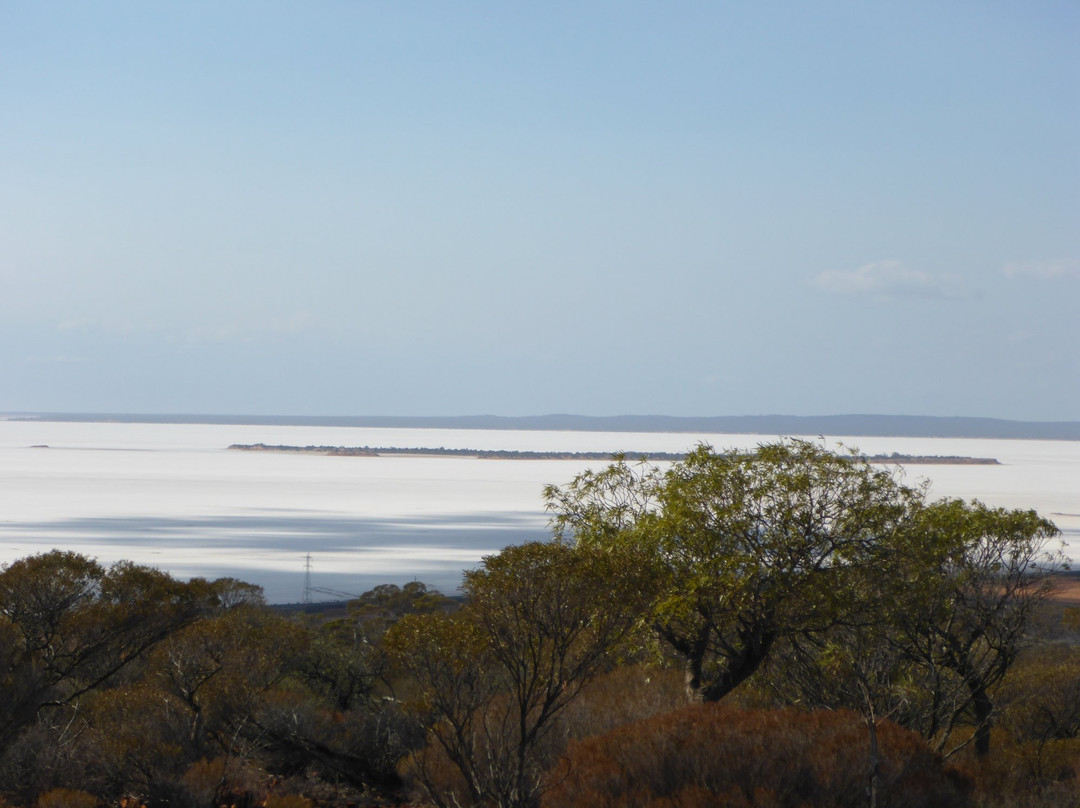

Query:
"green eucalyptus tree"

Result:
[[546, 439, 923, 702]]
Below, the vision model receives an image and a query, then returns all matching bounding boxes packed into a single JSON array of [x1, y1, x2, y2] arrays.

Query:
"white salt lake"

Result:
[[1, 419, 1077, 603]]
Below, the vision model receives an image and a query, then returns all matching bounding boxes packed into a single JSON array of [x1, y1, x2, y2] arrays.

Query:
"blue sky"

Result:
[[2, 1, 1077, 420]]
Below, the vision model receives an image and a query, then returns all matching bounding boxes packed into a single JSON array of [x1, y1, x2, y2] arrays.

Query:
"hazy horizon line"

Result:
[[5, 411, 1078, 440]]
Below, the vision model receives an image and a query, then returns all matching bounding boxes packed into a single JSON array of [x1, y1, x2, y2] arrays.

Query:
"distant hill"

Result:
[[8, 412, 1080, 440]]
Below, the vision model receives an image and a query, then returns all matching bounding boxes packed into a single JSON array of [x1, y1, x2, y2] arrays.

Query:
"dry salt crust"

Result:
[[1, 421, 1077, 603]]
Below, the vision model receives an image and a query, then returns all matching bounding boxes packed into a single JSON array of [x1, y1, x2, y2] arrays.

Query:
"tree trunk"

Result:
[[667, 621, 777, 703], [861, 681, 879, 808], [972, 684, 993, 756], [683, 639, 708, 702], [699, 626, 778, 702], [866, 717, 880, 808]]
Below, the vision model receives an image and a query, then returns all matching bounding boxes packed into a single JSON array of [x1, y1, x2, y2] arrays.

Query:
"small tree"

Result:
[[385, 610, 497, 807], [150, 604, 309, 759], [301, 581, 454, 712], [885, 499, 1063, 756], [0, 552, 203, 755], [387, 541, 652, 808], [772, 498, 1065, 761]]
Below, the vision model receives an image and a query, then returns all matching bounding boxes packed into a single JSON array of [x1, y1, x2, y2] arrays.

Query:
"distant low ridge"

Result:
[[7, 412, 1080, 440]]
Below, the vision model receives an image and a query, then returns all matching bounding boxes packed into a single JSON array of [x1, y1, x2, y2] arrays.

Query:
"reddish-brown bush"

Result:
[[542, 703, 967, 808], [34, 790, 98, 808]]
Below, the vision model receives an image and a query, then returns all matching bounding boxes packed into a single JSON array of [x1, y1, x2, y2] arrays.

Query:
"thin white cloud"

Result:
[[23, 354, 86, 365], [56, 312, 319, 345], [177, 324, 243, 345], [181, 311, 316, 344], [56, 319, 162, 335], [810, 260, 967, 300], [1002, 259, 1079, 281]]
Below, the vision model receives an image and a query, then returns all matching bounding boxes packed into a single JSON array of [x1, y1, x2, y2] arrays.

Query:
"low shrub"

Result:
[[542, 703, 967, 808], [34, 790, 98, 808]]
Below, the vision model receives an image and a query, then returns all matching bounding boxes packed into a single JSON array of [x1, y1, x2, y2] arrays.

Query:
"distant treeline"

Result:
[[228, 443, 1000, 464], [227, 443, 687, 461], [858, 451, 1001, 465]]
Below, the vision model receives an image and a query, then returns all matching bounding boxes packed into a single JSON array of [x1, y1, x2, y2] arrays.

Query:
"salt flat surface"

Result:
[[1, 420, 1076, 603]]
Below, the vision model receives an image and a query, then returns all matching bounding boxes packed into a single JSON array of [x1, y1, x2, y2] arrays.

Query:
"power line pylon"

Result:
[[303, 553, 313, 604]]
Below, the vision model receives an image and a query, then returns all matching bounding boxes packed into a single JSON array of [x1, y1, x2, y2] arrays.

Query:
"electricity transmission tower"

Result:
[[303, 553, 313, 604], [301, 554, 363, 603]]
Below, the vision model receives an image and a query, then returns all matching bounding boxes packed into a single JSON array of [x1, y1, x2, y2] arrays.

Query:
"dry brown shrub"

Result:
[[178, 758, 227, 806], [34, 790, 98, 808], [946, 737, 1080, 808], [542, 703, 967, 808], [263, 796, 314, 808], [400, 734, 473, 807], [560, 664, 687, 740]]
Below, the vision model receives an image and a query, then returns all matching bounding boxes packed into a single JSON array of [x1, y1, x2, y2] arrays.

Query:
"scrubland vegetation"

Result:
[[1, 440, 1077, 808]]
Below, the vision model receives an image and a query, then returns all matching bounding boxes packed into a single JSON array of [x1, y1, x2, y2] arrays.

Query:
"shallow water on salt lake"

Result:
[[1, 420, 1076, 603]]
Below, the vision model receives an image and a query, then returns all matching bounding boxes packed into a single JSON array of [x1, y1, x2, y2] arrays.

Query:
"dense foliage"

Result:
[[0, 440, 1074, 807]]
